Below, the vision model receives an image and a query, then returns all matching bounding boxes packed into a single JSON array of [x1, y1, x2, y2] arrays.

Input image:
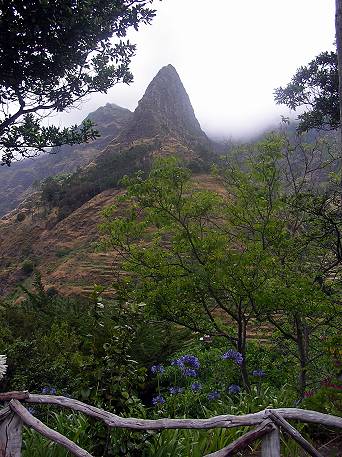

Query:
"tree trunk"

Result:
[[295, 316, 309, 398], [335, 0, 342, 179], [237, 317, 250, 392]]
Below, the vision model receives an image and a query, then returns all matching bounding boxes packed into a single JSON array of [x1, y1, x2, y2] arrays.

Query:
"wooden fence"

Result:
[[0, 391, 341, 456]]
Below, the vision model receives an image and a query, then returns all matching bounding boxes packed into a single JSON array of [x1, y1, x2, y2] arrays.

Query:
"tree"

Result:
[[100, 157, 258, 390], [220, 136, 340, 396], [274, 52, 339, 133], [0, 0, 156, 166], [99, 135, 340, 395]]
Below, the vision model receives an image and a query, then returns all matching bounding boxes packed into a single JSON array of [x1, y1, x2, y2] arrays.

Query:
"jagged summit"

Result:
[[121, 64, 207, 142], [0, 66, 218, 298]]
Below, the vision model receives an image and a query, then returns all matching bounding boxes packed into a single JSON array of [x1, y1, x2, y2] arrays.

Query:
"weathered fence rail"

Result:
[[0, 391, 341, 456]]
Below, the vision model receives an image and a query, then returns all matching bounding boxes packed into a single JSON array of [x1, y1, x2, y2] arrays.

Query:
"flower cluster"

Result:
[[222, 349, 243, 366], [207, 390, 220, 401], [191, 382, 202, 392], [227, 384, 241, 394], [152, 395, 165, 406], [150, 352, 246, 408], [252, 369, 265, 378], [168, 386, 184, 395], [182, 368, 198, 377], [0, 355, 7, 381], [41, 386, 57, 395], [173, 355, 200, 377], [150, 364, 165, 374]]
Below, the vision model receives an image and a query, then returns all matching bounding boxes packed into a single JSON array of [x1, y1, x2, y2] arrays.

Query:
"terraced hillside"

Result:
[[0, 174, 224, 299]]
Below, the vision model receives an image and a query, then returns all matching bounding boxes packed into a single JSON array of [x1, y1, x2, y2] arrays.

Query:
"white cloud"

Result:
[[57, 0, 336, 140]]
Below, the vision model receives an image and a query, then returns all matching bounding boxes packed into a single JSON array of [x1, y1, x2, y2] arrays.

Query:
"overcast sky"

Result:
[[58, 0, 336, 140]]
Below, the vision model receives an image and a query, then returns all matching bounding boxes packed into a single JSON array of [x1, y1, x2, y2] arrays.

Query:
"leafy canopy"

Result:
[[0, 0, 156, 165], [100, 135, 341, 393], [274, 51, 339, 133]]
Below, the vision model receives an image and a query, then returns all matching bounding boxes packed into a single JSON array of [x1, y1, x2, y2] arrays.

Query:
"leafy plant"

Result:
[[22, 411, 95, 457]]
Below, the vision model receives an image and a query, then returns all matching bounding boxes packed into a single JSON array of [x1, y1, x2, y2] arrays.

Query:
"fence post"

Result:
[[261, 425, 280, 457], [0, 411, 22, 457]]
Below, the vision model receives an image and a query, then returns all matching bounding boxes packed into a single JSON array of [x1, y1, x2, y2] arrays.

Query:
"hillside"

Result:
[[0, 174, 225, 298], [38, 65, 218, 220], [0, 103, 132, 217], [0, 65, 219, 298]]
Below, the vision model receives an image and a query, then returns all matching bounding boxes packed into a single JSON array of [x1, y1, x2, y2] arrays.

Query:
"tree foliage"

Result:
[[0, 0, 156, 165], [274, 51, 339, 133], [1, 275, 146, 411], [100, 136, 341, 395]]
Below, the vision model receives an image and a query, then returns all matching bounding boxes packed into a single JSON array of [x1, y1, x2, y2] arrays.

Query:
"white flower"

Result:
[[0, 355, 7, 380]]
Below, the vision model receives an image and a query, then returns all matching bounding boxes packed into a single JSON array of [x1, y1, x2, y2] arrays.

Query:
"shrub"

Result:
[[16, 212, 26, 222], [21, 259, 34, 274]]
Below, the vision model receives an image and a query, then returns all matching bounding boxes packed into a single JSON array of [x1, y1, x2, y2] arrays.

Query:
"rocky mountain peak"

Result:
[[121, 64, 207, 142]]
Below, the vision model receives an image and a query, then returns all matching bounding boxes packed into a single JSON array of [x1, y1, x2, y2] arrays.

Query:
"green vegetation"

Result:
[[39, 138, 213, 221], [100, 135, 341, 397], [21, 259, 35, 275], [274, 51, 339, 132], [40, 141, 156, 219], [1, 133, 341, 455]]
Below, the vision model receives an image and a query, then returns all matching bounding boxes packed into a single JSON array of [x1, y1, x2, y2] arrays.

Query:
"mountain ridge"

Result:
[[0, 64, 219, 298], [37, 64, 217, 220], [0, 103, 133, 217]]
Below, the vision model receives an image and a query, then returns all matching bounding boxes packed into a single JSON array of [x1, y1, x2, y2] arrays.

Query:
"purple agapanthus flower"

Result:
[[41, 386, 57, 395], [252, 369, 265, 378], [182, 368, 198, 377], [168, 386, 184, 395], [178, 355, 200, 370], [207, 390, 220, 401], [173, 355, 200, 377], [228, 384, 241, 394], [152, 395, 165, 406], [150, 364, 165, 374], [191, 382, 202, 392], [222, 350, 243, 366]]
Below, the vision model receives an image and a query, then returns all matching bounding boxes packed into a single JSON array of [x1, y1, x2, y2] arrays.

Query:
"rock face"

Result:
[[0, 103, 133, 217], [51, 64, 216, 219], [0, 66, 212, 218], [121, 64, 207, 142]]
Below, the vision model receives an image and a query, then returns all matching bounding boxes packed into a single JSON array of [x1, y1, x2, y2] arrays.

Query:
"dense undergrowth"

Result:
[[0, 273, 340, 455]]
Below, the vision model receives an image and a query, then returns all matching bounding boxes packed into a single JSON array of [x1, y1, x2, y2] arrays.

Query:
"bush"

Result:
[[302, 385, 342, 417], [21, 259, 34, 274], [145, 338, 297, 418], [2, 281, 147, 412], [55, 248, 72, 258], [16, 212, 26, 222]]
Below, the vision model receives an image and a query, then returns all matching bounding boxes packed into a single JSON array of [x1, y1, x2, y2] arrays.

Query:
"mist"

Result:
[[55, 0, 336, 141]]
